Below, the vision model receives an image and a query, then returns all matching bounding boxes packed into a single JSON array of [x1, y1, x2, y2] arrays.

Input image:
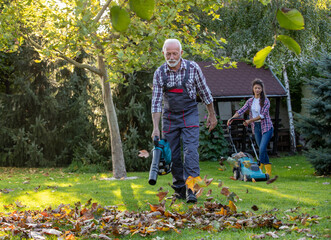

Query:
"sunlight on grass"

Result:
[[243, 184, 319, 205], [14, 190, 82, 209], [112, 189, 123, 201]]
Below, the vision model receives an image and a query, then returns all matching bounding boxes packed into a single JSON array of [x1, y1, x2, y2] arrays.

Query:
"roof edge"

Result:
[[213, 94, 287, 99]]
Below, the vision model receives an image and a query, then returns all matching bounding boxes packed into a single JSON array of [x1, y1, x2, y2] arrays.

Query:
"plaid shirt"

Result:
[[237, 97, 273, 134], [152, 59, 213, 113]]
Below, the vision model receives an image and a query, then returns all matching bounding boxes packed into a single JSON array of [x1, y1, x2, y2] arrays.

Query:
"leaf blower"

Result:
[[148, 136, 172, 185]]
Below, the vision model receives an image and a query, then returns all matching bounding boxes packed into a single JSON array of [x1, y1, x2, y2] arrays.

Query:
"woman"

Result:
[[227, 79, 273, 176]]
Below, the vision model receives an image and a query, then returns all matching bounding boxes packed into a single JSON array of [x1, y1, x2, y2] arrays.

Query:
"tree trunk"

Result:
[[283, 64, 297, 153], [98, 55, 127, 178]]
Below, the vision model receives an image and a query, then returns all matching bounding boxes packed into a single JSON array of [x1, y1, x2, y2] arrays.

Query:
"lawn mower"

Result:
[[227, 118, 269, 182]]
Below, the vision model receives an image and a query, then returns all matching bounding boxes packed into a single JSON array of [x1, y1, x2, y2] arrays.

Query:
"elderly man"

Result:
[[151, 39, 217, 203]]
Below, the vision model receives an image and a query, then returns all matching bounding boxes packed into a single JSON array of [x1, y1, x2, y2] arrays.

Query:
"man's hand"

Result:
[[151, 128, 160, 140], [206, 114, 217, 132]]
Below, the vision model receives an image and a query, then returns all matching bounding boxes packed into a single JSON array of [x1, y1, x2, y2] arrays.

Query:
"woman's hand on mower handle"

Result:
[[227, 118, 232, 126]]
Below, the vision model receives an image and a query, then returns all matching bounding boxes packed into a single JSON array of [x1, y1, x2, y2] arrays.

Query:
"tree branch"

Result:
[[94, 0, 113, 23], [23, 34, 102, 76], [58, 54, 102, 76]]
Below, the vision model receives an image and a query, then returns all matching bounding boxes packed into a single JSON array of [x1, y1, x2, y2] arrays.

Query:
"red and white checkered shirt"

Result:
[[237, 97, 273, 134], [152, 59, 213, 113]]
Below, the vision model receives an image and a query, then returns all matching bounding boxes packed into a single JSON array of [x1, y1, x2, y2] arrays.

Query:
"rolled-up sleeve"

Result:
[[193, 62, 213, 105], [151, 69, 163, 113], [236, 99, 251, 116]]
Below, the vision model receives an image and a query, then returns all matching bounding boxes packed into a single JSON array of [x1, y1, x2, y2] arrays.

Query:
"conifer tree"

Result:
[[296, 53, 331, 175]]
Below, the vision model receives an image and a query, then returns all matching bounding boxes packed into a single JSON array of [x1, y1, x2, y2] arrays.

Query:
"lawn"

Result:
[[0, 154, 330, 239]]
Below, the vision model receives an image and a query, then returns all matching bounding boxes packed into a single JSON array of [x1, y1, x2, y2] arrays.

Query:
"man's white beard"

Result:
[[166, 58, 181, 68]]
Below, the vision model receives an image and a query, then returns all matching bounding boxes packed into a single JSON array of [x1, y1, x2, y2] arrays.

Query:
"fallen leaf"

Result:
[[204, 178, 214, 186], [266, 175, 278, 184], [195, 188, 204, 198], [193, 183, 201, 192], [218, 181, 223, 188], [252, 234, 266, 239], [156, 191, 169, 202], [85, 198, 92, 207], [230, 176, 236, 180], [34, 186, 40, 192], [15, 200, 26, 208], [228, 200, 237, 212], [42, 229, 62, 236], [252, 205, 259, 211], [138, 150, 150, 158], [206, 189, 212, 197], [206, 197, 214, 202], [221, 187, 230, 197], [169, 196, 176, 207], [219, 157, 226, 165], [266, 231, 279, 238], [227, 192, 238, 202], [186, 176, 202, 190]]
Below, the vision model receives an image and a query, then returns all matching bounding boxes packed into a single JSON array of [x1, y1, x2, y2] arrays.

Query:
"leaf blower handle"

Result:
[[153, 136, 159, 147]]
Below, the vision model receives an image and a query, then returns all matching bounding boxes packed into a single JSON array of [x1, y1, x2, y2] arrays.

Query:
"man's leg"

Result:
[[182, 127, 200, 180], [164, 128, 186, 198], [182, 126, 200, 203]]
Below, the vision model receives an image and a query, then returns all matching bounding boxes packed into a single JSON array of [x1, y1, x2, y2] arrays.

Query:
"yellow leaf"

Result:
[[228, 200, 237, 212], [186, 176, 202, 190]]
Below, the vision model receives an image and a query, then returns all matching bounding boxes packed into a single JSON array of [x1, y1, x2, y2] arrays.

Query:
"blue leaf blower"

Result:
[[148, 136, 172, 185]]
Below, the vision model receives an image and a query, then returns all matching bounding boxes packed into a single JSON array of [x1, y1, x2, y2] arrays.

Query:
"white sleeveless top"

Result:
[[251, 98, 261, 121]]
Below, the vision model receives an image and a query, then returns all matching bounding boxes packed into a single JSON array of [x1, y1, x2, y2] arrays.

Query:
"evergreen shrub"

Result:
[[296, 53, 331, 175]]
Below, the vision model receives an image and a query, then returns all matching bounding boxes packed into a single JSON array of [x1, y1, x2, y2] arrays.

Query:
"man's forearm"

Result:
[[152, 112, 161, 129], [151, 112, 162, 138], [206, 102, 216, 116]]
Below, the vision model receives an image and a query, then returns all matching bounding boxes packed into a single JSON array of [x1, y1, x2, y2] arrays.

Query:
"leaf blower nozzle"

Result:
[[148, 136, 172, 185]]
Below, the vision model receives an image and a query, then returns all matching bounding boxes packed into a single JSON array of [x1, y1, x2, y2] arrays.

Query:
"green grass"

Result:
[[0, 154, 330, 239]]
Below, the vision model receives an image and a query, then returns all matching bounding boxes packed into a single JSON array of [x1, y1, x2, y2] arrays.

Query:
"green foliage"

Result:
[[129, 0, 155, 21], [0, 46, 109, 168], [110, 6, 131, 32], [253, 46, 273, 68], [296, 53, 331, 175], [253, 7, 304, 68], [276, 35, 301, 55], [276, 8, 305, 30], [199, 116, 229, 162], [198, 0, 330, 113]]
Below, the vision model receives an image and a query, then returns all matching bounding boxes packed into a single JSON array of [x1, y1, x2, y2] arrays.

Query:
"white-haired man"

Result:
[[151, 39, 217, 203]]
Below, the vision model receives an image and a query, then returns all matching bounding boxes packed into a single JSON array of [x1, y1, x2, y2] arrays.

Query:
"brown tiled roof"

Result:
[[197, 62, 287, 99]]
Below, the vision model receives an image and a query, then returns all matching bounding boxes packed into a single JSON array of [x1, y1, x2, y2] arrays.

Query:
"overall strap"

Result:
[[182, 60, 191, 89], [160, 64, 168, 91]]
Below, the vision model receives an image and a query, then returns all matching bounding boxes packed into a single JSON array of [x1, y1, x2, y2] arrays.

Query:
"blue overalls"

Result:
[[160, 61, 200, 189]]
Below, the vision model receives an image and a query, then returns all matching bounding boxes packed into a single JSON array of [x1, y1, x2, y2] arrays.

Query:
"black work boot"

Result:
[[171, 185, 186, 200], [186, 188, 197, 204]]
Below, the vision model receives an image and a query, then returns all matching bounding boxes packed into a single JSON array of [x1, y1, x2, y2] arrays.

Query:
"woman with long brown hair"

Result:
[[227, 79, 274, 176]]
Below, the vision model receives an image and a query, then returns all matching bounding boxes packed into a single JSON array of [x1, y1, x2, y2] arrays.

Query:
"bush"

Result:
[[296, 53, 331, 175], [199, 116, 229, 161]]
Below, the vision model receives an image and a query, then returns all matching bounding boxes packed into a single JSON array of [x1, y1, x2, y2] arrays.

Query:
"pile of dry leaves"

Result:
[[0, 177, 324, 239]]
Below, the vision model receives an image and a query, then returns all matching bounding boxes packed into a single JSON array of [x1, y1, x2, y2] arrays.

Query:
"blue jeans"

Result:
[[254, 122, 273, 164]]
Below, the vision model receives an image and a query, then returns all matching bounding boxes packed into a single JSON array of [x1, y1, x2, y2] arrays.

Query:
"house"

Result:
[[196, 62, 289, 154]]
